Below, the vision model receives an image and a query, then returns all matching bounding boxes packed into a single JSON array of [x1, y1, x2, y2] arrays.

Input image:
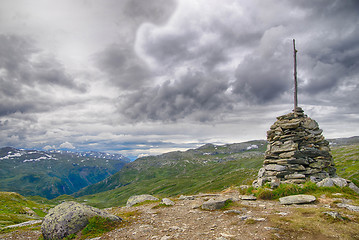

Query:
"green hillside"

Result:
[[0, 192, 50, 228], [331, 144, 359, 186], [74, 141, 267, 207], [73, 140, 359, 209]]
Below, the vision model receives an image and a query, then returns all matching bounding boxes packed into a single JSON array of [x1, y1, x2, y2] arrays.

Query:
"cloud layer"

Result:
[[0, 0, 358, 159]]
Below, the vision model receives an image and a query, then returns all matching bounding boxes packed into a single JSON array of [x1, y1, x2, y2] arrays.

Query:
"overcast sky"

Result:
[[1, 0, 358, 159]]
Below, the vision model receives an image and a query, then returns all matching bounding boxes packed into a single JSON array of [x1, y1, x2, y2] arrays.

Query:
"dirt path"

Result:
[[1, 192, 358, 240], [102, 195, 296, 240]]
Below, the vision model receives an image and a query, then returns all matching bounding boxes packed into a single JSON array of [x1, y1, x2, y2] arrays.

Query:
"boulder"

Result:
[[126, 194, 159, 207], [41, 201, 121, 240], [202, 198, 231, 210], [161, 198, 175, 206], [279, 195, 316, 205], [317, 177, 348, 188]]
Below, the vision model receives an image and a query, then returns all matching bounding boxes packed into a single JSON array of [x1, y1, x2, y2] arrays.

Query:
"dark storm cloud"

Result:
[[118, 70, 232, 122], [233, 33, 292, 104], [95, 44, 152, 89], [94, 0, 177, 89], [114, 0, 359, 123], [0, 34, 85, 116]]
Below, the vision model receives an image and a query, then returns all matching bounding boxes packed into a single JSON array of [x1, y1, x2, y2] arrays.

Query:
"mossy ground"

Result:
[[0, 192, 49, 228]]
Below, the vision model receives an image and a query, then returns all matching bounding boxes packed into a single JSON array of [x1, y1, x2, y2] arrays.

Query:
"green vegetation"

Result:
[[77, 155, 263, 208], [0, 192, 49, 228], [72, 141, 359, 208], [251, 181, 359, 200], [331, 144, 359, 186], [80, 216, 121, 239], [268, 206, 359, 239]]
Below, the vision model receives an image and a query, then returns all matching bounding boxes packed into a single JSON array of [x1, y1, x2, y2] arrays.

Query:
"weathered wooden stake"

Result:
[[293, 39, 298, 110]]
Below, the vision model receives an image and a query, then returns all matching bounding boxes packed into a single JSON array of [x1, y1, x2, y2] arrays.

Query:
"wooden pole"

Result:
[[293, 39, 298, 110]]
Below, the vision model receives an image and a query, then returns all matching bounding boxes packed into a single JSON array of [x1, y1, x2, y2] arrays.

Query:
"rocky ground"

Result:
[[1, 190, 359, 240]]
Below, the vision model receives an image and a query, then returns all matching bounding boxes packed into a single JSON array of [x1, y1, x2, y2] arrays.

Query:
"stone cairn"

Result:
[[253, 107, 336, 188]]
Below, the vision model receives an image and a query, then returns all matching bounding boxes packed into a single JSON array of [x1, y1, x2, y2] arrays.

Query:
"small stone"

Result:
[[324, 211, 344, 220], [279, 195, 316, 205], [161, 198, 175, 206], [253, 217, 266, 222], [224, 210, 242, 214], [220, 233, 236, 238], [179, 195, 195, 200], [240, 195, 257, 201], [126, 194, 159, 207], [202, 198, 230, 210], [264, 226, 279, 231]]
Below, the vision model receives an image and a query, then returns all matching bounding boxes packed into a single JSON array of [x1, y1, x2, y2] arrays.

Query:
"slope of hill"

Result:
[[73, 138, 359, 208], [73, 140, 267, 207], [0, 192, 50, 228], [0, 147, 130, 199]]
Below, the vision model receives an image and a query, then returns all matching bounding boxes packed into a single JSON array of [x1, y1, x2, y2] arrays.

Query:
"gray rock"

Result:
[[41, 201, 121, 240], [331, 177, 348, 187], [202, 198, 230, 210], [337, 203, 359, 212], [161, 198, 175, 206], [240, 195, 257, 201], [317, 178, 334, 187], [317, 177, 348, 188], [349, 182, 359, 194], [284, 174, 306, 179], [264, 164, 287, 171], [126, 194, 159, 207], [270, 141, 298, 154], [179, 195, 195, 200], [224, 210, 242, 214], [323, 211, 344, 220], [279, 195, 316, 205], [4, 220, 42, 229], [301, 118, 318, 130]]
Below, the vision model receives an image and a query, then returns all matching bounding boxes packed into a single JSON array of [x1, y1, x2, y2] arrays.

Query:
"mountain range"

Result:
[[0, 147, 130, 199], [1, 136, 358, 206]]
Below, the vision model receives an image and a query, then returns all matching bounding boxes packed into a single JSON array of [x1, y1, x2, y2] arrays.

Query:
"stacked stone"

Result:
[[253, 107, 336, 188]]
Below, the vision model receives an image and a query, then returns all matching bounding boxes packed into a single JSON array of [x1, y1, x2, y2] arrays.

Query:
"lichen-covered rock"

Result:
[[279, 194, 316, 205], [316, 177, 349, 188], [161, 198, 175, 206], [126, 194, 159, 207], [202, 197, 231, 210], [41, 201, 121, 240]]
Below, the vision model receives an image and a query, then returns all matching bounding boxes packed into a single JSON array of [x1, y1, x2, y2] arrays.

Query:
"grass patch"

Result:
[[132, 200, 160, 207], [221, 199, 234, 210], [152, 203, 173, 209], [269, 207, 359, 240], [80, 216, 120, 238], [252, 182, 359, 200], [244, 218, 257, 224], [0, 192, 49, 228]]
